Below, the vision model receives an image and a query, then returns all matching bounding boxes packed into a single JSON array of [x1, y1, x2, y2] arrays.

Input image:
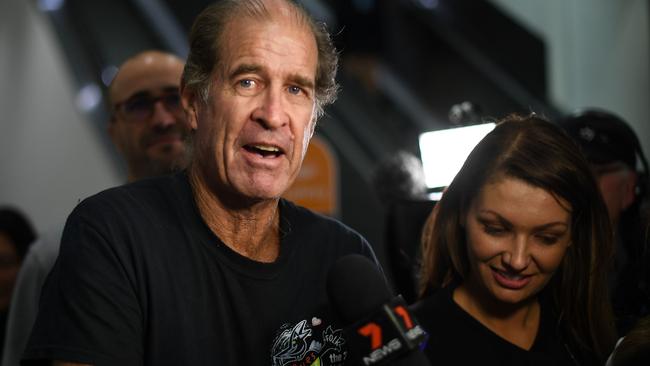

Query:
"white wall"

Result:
[[0, 0, 122, 234], [490, 0, 650, 158]]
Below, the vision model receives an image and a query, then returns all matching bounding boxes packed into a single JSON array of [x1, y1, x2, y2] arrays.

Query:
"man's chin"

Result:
[[146, 151, 187, 174], [148, 139, 186, 153], [236, 182, 288, 203]]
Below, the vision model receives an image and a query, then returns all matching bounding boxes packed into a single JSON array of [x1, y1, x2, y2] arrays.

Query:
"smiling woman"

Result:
[[460, 177, 572, 316], [411, 114, 617, 366]]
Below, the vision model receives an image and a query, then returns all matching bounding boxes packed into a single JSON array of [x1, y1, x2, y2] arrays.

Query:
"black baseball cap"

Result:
[[560, 109, 640, 169]]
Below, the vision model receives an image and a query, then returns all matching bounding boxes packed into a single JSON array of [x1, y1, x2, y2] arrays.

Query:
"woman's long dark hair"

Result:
[[419, 114, 617, 363]]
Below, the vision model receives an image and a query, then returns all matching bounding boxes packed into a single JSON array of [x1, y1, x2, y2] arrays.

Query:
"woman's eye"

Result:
[[537, 235, 559, 245], [484, 225, 506, 235]]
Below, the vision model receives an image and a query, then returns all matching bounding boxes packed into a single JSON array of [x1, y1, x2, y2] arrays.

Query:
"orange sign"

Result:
[[283, 136, 338, 216]]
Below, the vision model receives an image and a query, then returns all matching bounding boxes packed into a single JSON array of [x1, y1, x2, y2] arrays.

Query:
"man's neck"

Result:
[[189, 167, 281, 263]]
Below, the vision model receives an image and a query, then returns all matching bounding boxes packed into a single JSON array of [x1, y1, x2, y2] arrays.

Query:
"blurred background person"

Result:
[[561, 109, 650, 335], [0, 207, 36, 361], [413, 114, 617, 365], [1, 50, 189, 366], [372, 150, 430, 303]]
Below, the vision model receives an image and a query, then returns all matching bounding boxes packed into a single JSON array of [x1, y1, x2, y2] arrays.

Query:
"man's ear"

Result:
[[181, 86, 199, 131]]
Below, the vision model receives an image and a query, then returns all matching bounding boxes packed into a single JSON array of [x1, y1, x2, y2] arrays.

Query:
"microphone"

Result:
[[327, 254, 431, 365]]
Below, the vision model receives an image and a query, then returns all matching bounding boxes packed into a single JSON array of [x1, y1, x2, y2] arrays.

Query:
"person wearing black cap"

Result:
[[561, 108, 650, 336]]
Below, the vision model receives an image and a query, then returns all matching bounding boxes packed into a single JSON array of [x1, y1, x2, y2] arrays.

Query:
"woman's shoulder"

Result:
[[411, 287, 502, 365], [410, 286, 455, 326]]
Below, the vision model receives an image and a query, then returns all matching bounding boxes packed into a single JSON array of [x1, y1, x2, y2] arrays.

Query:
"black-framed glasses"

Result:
[[113, 91, 183, 123]]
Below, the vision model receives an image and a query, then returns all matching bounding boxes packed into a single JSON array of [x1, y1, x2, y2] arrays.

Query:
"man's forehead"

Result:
[[218, 18, 316, 73], [110, 54, 184, 102], [112, 75, 180, 102]]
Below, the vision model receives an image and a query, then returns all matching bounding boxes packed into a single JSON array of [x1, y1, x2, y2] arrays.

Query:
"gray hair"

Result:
[[181, 0, 339, 120]]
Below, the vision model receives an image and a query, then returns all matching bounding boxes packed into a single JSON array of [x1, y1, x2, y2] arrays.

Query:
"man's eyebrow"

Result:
[[228, 63, 315, 90], [228, 63, 261, 80], [288, 73, 315, 91], [124, 86, 179, 101], [123, 90, 150, 101]]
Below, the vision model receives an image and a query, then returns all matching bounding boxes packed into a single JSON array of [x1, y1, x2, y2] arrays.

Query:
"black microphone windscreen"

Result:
[[326, 254, 390, 325]]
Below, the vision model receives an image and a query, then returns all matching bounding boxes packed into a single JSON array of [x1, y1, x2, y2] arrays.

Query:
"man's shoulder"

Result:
[[75, 172, 189, 215], [281, 199, 378, 267], [281, 199, 362, 238]]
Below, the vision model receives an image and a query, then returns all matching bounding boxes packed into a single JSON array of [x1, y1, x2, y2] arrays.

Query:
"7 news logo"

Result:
[[355, 303, 427, 365]]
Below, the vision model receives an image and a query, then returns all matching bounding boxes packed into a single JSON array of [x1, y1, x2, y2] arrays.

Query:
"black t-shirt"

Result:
[[23, 172, 378, 365], [410, 286, 583, 366]]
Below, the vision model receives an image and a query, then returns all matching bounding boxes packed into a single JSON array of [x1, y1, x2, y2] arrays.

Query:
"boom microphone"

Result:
[[327, 255, 430, 365]]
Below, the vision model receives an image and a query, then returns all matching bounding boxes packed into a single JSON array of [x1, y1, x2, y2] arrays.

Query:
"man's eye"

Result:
[[288, 86, 302, 95], [124, 98, 151, 113], [239, 79, 256, 89]]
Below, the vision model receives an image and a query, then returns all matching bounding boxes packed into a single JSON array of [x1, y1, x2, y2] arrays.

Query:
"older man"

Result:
[[23, 1, 378, 365], [5, 50, 189, 366]]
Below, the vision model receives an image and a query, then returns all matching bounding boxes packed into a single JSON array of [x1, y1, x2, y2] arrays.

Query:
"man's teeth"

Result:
[[253, 145, 280, 152]]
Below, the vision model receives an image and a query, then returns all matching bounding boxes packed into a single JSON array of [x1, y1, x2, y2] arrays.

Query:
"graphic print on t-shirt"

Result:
[[271, 316, 347, 366]]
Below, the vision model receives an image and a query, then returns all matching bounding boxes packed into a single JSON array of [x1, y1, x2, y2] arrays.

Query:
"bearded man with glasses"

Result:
[[108, 50, 190, 182]]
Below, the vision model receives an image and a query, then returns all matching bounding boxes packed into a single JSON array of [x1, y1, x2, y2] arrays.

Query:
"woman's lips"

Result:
[[491, 267, 532, 290]]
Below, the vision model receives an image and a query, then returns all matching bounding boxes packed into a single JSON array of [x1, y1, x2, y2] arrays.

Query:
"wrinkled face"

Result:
[[109, 53, 189, 180], [463, 177, 572, 305], [185, 15, 318, 202], [0, 233, 20, 311]]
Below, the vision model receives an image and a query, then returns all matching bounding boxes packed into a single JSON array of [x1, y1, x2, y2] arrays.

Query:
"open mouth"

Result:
[[491, 267, 531, 289], [494, 269, 525, 280], [244, 144, 284, 158]]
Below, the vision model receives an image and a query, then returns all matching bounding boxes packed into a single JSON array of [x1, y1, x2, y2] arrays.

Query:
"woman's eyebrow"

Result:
[[477, 210, 568, 230]]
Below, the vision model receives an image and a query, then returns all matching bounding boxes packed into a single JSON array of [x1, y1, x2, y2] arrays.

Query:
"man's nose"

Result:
[[251, 88, 289, 129], [150, 100, 179, 128]]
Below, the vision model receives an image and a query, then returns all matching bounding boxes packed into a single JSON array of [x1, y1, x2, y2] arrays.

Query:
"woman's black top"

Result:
[[410, 286, 586, 366]]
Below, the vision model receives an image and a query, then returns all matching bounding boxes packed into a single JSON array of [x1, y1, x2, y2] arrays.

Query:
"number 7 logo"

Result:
[[393, 305, 413, 329], [358, 323, 382, 350], [358, 305, 414, 350]]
